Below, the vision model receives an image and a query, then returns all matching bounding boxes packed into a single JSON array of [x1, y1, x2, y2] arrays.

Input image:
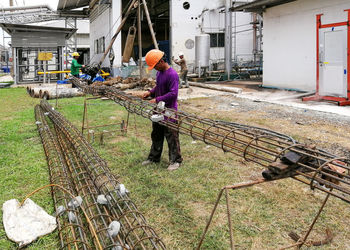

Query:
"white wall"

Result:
[[89, 1, 121, 67], [89, 0, 254, 70], [37, 20, 90, 48], [171, 0, 204, 66], [171, 0, 254, 69], [263, 0, 350, 91], [77, 34, 90, 48]]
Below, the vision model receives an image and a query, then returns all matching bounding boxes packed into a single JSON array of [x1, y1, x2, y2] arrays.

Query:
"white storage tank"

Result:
[[195, 34, 210, 68]]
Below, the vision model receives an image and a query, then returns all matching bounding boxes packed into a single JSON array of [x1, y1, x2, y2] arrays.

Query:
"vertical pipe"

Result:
[[253, 13, 257, 65], [142, 0, 159, 49], [43, 61, 46, 84], [234, 11, 237, 63], [65, 18, 68, 70], [74, 18, 77, 52], [13, 48, 17, 85], [138, 0, 143, 78], [2, 30, 4, 62], [259, 14, 263, 75], [316, 14, 322, 95], [346, 9, 350, 99], [225, 0, 232, 80]]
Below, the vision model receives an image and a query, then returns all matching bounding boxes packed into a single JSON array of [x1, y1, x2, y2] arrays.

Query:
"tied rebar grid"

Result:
[[35, 105, 92, 250], [55, 127, 125, 249], [39, 100, 166, 249], [72, 78, 350, 204]]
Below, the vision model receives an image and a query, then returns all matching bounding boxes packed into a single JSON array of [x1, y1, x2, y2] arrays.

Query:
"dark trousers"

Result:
[[72, 74, 79, 88], [147, 122, 183, 164]]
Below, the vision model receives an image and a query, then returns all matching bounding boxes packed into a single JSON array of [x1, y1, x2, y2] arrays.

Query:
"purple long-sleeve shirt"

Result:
[[149, 67, 179, 110]]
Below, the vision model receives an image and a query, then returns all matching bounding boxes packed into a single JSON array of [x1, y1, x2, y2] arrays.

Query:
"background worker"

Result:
[[71, 52, 85, 76], [141, 49, 183, 171], [172, 51, 188, 88], [71, 52, 85, 88]]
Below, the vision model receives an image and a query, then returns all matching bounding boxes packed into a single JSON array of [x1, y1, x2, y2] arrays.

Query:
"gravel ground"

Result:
[[213, 95, 350, 125], [180, 92, 350, 158]]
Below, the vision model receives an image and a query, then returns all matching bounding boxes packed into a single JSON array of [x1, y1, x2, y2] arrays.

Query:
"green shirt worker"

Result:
[[71, 52, 85, 78]]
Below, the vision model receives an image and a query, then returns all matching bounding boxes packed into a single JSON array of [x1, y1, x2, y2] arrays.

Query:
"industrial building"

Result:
[[0, 4, 89, 85], [38, 20, 90, 66], [57, 0, 261, 74], [234, 0, 350, 99], [0, 23, 76, 85]]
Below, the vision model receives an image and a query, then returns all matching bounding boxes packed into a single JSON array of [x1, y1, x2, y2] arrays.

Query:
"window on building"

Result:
[[94, 39, 99, 53], [99, 36, 105, 54], [209, 33, 225, 48]]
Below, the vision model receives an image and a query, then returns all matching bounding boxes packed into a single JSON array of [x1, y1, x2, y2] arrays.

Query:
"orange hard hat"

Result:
[[145, 49, 164, 70]]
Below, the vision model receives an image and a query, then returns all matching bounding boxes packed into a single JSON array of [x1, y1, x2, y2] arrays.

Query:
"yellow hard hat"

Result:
[[72, 52, 80, 57]]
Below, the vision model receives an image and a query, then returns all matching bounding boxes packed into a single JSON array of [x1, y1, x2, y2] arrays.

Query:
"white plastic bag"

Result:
[[2, 198, 57, 248]]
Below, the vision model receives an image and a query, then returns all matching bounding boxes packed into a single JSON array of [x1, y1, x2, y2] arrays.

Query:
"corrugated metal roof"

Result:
[[0, 23, 77, 39], [231, 0, 297, 12], [57, 0, 90, 10]]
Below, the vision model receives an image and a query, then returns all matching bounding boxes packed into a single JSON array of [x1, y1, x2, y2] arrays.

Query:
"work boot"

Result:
[[167, 162, 180, 171], [141, 160, 153, 166]]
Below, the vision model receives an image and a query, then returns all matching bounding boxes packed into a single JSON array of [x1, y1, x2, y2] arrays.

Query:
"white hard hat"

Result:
[[178, 51, 184, 57]]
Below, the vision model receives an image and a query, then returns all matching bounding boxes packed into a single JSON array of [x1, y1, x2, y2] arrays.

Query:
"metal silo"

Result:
[[195, 34, 210, 69]]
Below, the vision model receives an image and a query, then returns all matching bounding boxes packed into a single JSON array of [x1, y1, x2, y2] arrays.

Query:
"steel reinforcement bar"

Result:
[[35, 105, 92, 249], [39, 100, 166, 249], [55, 128, 125, 249], [71, 78, 350, 204]]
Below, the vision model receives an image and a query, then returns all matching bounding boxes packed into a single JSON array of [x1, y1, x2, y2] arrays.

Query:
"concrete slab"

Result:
[[178, 86, 230, 100], [184, 80, 350, 117], [234, 90, 350, 117], [0, 74, 13, 82]]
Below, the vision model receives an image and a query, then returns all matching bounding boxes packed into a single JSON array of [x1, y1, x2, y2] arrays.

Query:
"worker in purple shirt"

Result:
[[141, 49, 183, 171]]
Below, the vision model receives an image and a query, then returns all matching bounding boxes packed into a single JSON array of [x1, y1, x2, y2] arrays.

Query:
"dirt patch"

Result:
[[188, 201, 227, 228]]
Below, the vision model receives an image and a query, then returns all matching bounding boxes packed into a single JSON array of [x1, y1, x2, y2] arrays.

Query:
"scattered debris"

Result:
[[288, 228, 333, 247], [189, 82, 242, 94], [92, 76, 156, 90]]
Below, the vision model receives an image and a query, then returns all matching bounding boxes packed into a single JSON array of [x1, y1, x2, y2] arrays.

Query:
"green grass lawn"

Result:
[[0, 88, 350, 249]]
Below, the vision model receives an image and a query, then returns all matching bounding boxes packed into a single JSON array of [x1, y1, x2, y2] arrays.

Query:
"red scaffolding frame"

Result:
[[303, 10, 350, 106]]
